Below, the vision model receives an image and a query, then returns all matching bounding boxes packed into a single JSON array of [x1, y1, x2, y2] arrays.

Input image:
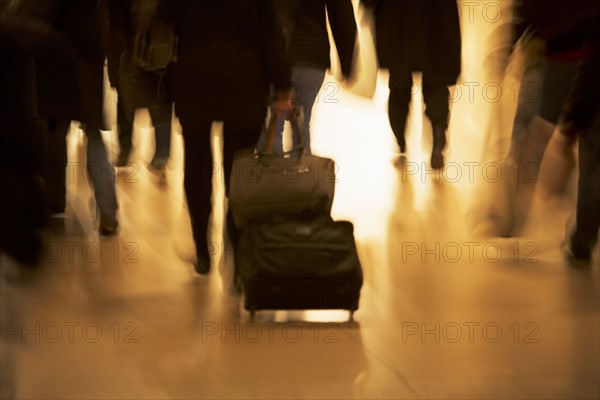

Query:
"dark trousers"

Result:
[[572, 112, 600, 255], [180, 114, 264, 259], [43, 119, 70, 212], [117, 52, 173, 161], [388, 72, 450, 147], [116, 97, 133, 159]]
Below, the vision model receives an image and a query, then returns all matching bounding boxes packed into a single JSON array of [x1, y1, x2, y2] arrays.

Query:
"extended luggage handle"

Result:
[[258, 106, 308, 166]]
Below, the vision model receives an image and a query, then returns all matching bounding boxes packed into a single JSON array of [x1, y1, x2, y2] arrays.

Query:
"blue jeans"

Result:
[[257, 67, 326, 155]]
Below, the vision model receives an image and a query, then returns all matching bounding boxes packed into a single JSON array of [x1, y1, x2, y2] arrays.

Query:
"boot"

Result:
[[388, 89, 410, 154], [431, 125, 447, 169], [149, 123, 171, 172], [390, 114, 407, 158]]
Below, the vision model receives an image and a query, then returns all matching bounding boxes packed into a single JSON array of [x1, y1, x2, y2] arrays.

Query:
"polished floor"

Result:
[[1, 3, 599, 399]]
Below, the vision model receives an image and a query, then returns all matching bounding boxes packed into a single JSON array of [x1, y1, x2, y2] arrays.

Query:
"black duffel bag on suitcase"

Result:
[[228, 108, 336, 229], [236, 219, 363, 319]]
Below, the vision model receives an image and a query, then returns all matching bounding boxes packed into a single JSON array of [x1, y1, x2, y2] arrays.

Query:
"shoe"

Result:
[[398, 138, 406, 154], [431, 150, 444, 169], [115, 151, 130, 167], [149, 157, 168, 173], [431, 125, 447, 170], [99, 215, 119, 236], [45, 199, 66, 215], [566, 248, 592, 268], [566, 243, 592, 264], [393, 154, 407, 168], [563, 233, 594, 267], [193, 254, 211, 275]]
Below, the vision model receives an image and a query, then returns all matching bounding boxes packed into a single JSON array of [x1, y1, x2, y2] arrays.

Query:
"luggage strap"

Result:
[[259, 106, 307, 164]]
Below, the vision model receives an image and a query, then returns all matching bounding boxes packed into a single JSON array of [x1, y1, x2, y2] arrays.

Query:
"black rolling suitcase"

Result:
[[236, 219, 363, 320]]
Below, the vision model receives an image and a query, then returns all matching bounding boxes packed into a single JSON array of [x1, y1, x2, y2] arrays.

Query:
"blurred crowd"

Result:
[[0, 0, 598, 275]]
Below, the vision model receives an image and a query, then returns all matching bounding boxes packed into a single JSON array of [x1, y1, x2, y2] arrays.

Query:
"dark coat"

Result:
[[361, 0, 461, 86], [13, 0, 105, 128], [169, 0, 291, 124], [100, 0, 173, 89], [517, 0, 600, 55], [560, 14, 600, 137], [0, 21, 47, 265], [283, 0, 357, 77], [98, 0, 122, 88], [0, 20, 42, 174]]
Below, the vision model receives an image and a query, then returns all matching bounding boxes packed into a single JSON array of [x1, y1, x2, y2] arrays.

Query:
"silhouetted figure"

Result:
[[101, 0, 175, 172], [508, 0, 598, 161], [492, 0, 599, 237], [169, 1, 292, 275], [558, 15, 600, 264], [0, 19, 46, 266], [12, 0, 119, 235], [1, 20, 57, 398], [360, 0, 461, 169], [257, 0, 357, 155]]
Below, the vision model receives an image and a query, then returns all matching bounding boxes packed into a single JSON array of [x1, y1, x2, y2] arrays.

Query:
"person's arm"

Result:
[[325, 0, 357, 80]]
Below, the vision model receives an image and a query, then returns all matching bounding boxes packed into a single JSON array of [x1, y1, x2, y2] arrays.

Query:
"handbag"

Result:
[[131, 0, 178, 73], [228, 108, 336, 229]]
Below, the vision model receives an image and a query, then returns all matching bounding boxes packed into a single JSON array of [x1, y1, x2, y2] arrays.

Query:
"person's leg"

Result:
[[117, 51, 149, 166], [148, 103, 173, 170], [508, 61, 545, 161], [43, 118, 70, 213], [388, 88, 412, 154], [570, 117, 600, 262], [540, 60, 578, 125], [513, 60, 575, 174], [181, 118, 214, 274], [388, 71, 413, 154], [85, 127, 119, 235], [115, 95, 134, 166], [422, 73, 450, 169], [290, 67, 326, 155], [510, 60, 575, 237]]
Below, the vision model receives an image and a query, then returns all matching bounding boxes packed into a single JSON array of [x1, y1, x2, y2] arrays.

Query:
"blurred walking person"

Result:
[[257, 0, 357, 155], [100, 0, 175, 173], [489, 0, 599, 237], [169, 1, 291, 275], [12, 0, 119, 235], [360, 0, 461, 169], [556, 15, 600, 265]]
